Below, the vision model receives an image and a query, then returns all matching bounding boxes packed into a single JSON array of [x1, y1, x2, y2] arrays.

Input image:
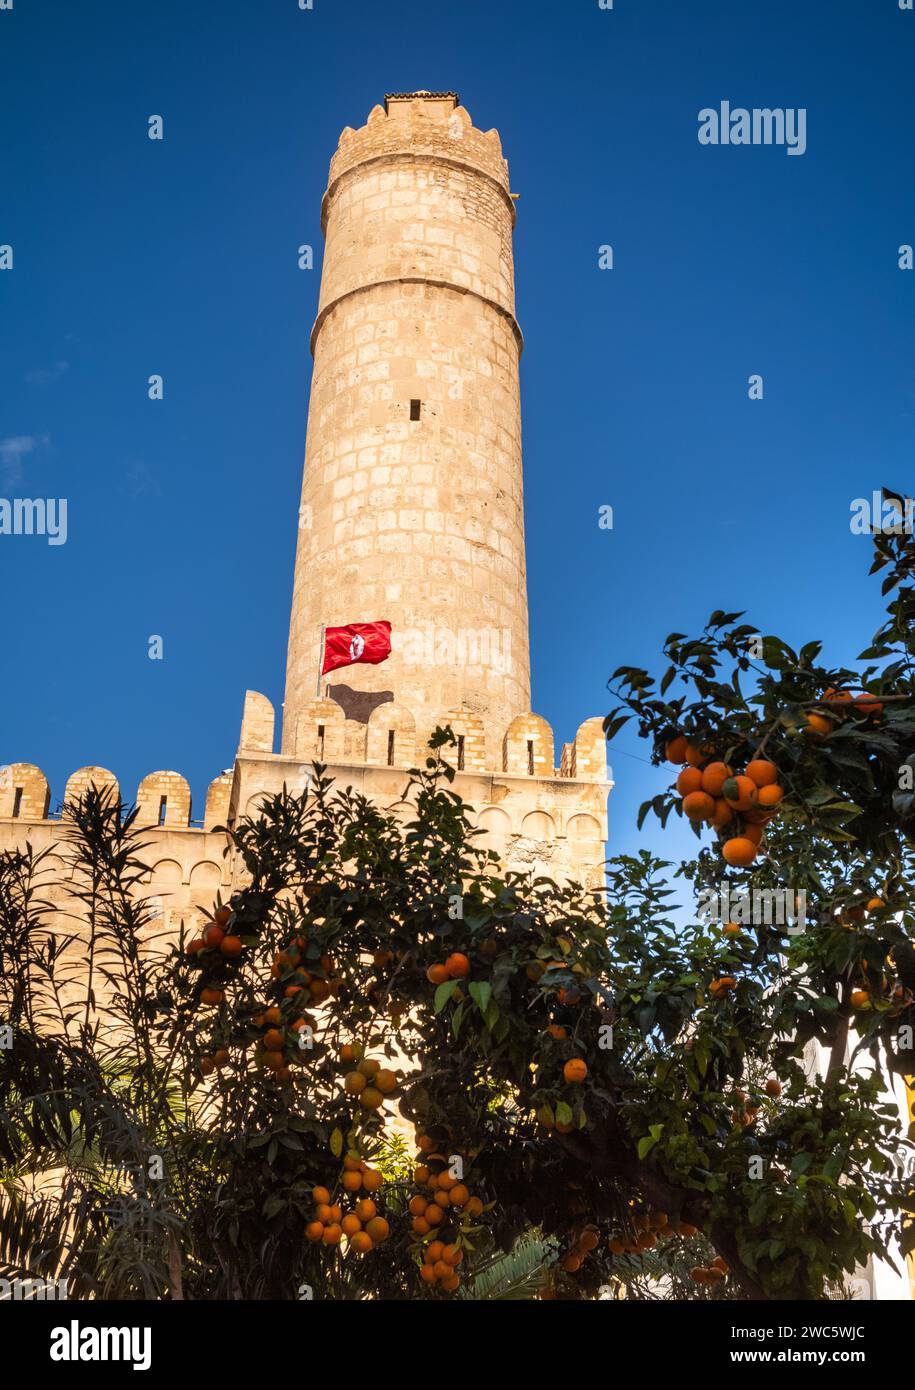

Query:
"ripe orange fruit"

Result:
[[743, 822, 763, 847], [563, 1058, 588, 1084], [426, 963, 449, 984], [682, 791, 715, 821], [357, 1058, 380, 1079], [413, 1164, 430, 1184], [712, 1256, 729, 1274], [365, 1216, 389, 1243], [342, 1170, 362, 1193], [427, 1240, 445, 1262], [745, 759, 778, 788], [261, 1050, 284, 1070], [755, 783, 784, 808], [449, 1183, 470, 1208], [309, 979, 331, 1003], [341, 1213, 362, 1236], [866, 896, 885, 913], [442, 1243, 463, 1266], [723, 922, 741, 938], [362, 1168, 383, 1192], [312, 1186, 331, 1206], [213, 1048, 230, 1066], [465, 1196, 483, 1217], [202, 924, 224, 948], [420, 1263, 437, 1285], [375, 1069, 398, 1094], [199, 987, 224, 1006], [609, 1238, 625, 1254], [685, 742, 712, 768], [701, 762, 733, 797], [722, 775, 756, 812], [562, 1253, 582, 1272], [804, 713, 832, 737], [344, 1071, 367, 1095], [322, 1223, 342, 1245], [412, 1217, 430, 1235], [409, 1195, 428, 1217], [678, 1222, 698, 1238], [213, 905, 232, 927], [850, 989, 871, 1010], [350, 1231, 373, 1254], [263, 1028, 284, 1051], [665, 735, 688, 765], [263, 1007, 281, 1025], [445, 952, 471, 978], [355, 1198, 376, 1223], [854, 693, 883, 716], [339, 1042, 364, 1064], [186, 937, 205, 956], [546, 1024, 568, 1039], [722, 836, 757, 867], [764, 1078, 781, 1098], [305, 1221, 324, 1242], [690, 1266, 708, 1283], [676, 767, 704, 796], [342, 1154, 362, 1172], [579, 1228, 600, 1250], [416, 1134, 435, 1153], [359, 1087, 384, 1110], [706, 1266, 725, 1283], [200, 1057, 216, 1077], [711, 797, 734, 829], [425, 1203, 444, 1225]]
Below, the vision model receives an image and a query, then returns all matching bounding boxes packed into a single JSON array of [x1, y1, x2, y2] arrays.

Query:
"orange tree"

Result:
[[176, 731, 912, 1299]]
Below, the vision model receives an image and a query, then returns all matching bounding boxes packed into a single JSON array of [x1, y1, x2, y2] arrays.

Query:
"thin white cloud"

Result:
[[0, 435, 42, 487], [25, 361, 69, 386]]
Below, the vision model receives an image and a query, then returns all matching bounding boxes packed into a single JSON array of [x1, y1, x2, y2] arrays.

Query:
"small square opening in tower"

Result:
[[409, 399, 421, 421]]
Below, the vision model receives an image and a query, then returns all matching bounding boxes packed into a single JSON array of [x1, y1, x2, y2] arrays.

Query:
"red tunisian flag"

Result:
[[321, 621, 392, 676]]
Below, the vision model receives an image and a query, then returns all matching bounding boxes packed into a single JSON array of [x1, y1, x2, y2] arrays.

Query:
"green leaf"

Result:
[[329, 1127, 343, 1158], [434, 980, 457, 1013], [637, 1133, 659, 1159], [468, 981, 492, 1014]]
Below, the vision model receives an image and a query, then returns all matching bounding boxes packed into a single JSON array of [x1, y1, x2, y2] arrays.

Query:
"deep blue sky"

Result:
[[2, 0, 913, 867]]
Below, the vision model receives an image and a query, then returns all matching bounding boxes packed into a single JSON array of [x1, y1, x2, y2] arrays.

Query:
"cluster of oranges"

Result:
[[806, 687, 883, 738], [248, 1004, 312, 1082], [607, 1208, 694, 1254], [729, 1079, 780, 1128], [425, 952, 470, 985], [418, 1240, 463, 1291], [305, 1168, 390, 1254], [408, 1133, 486, 1292], [690, 1257, 730, 1285], [187, 905, 244, 1008], [272, 938, 340, 1007], [340, 1044, 399, 1112], [665, 737, 786, 868], [559, 1224, 600, 1273]]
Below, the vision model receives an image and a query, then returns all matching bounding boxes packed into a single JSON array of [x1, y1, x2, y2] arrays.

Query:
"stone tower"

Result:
[[0, 93, 611, 902], [283, 92, 530, 755]]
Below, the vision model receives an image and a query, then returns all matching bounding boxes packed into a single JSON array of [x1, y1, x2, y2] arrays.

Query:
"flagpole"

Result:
[[316, 625, 325, 698]]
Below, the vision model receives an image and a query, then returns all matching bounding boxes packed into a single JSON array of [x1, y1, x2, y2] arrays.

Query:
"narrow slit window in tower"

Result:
[[318, 723, 325, 759], [527, 740, 535, 776], [12, 787, 23, 818], [409, 399, 421, 421], [387, 730, 396, 766], [158, 796, 167, 826], [457, 734, 465, 771]]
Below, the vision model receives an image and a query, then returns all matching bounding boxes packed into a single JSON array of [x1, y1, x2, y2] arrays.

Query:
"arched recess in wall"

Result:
[[476, 805, 512, 843], [520, 810, 556, 842], [189, 861, 222, 888]]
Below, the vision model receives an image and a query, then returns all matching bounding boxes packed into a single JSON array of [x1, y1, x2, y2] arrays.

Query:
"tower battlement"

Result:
[[327, 94, 512, 216]]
